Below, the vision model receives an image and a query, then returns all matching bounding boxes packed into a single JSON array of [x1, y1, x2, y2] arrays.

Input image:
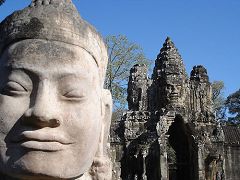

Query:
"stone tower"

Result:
[[151, 37, 189, 127], [189, 65, 214, 123], [152, 37, 188, 110], [127, 64, 151, 111], [110, 37, 239, 180]]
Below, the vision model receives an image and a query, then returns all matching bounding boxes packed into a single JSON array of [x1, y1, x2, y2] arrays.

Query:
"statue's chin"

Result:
[[1, 173, 85, 180], [0, 147, 93, 180], [4, 170, 84, 180], [1, 162, 85, 180]]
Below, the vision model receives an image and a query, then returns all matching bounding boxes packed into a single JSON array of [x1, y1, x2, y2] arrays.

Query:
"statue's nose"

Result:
[[21, 81, 60, 128], [172, 86, 178, 93], [171, 85, 180, 94], [22, 109, 60, 128]]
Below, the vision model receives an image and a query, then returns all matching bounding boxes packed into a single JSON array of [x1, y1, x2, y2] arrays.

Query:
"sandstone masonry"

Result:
[[110, 37, 240, 180]]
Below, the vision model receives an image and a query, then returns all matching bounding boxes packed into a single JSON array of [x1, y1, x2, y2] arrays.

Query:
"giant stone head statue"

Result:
[[0, 0, 112, 179]]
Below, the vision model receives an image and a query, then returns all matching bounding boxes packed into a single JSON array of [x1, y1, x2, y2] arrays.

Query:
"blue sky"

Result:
[[0, 0, 239, 97]]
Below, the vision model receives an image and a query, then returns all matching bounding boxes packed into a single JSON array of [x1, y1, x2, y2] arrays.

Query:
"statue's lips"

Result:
[[11, 131, 74, 151], [169, 93, 179, 103], [19, 141, 66, 151], [169, 93, 179, 99]]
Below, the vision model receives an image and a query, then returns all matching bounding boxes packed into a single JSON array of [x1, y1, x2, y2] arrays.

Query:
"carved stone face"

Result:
[[0, 39, 104, 179], [165, 83, 182, 104]]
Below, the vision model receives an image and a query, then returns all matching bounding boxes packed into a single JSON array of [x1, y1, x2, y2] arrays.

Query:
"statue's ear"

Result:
[[97, 89, 112, 157], [102, 89, 112, 156], [88, 89, 112, 179]]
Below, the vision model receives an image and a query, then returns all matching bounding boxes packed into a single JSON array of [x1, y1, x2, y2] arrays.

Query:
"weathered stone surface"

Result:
[[127, 64, 151, 111], [111, 37, 239, 180], [0, 0, 112, 179], [189, 65, 214, 123], [152, 37, 188, 112]]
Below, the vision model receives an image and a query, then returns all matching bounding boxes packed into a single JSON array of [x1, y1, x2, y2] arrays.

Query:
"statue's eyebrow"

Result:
[[4, 67, 38, 83], [3, 65, 92, 83], [4, 66, 36, 76], [57, 72, 90, 81]]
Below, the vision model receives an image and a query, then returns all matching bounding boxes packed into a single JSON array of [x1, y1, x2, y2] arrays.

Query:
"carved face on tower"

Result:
[[165, 83, 182, 103], [164, 75, 186, 107], [0, 1, 112, 179], [153, 37, 188, 109]]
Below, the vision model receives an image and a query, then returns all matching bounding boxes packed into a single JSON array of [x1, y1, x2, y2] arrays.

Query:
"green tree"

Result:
[[212, 81, 226, 120], [104, 35, 150, 111], [225, 89, 240, 123]]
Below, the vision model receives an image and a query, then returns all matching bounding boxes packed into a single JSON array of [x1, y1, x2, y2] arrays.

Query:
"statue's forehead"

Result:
[[7, 39, 89, 59], [0, 40, 99, 81], [1, 39, 97, 68]]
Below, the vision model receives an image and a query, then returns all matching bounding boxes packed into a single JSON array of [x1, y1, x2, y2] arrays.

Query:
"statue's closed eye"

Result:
[[62, 90, 87, 102], [2, 81, 28, 96]]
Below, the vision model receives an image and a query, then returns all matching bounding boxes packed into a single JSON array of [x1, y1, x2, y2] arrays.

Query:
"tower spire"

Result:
[[152, 37, 187, 81], [164, 36, 174, 47], [151, 37, 188, 110]]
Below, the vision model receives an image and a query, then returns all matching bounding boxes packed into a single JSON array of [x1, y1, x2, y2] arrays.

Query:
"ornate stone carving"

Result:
[[110, 37, 231, 180], [152, 37, 188, 112], [127, 64, 151, 111], [189, 65, 214, 123]]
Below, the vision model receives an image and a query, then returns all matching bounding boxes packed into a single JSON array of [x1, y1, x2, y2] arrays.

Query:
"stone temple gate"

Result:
[[110, 37, 240, 180]]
